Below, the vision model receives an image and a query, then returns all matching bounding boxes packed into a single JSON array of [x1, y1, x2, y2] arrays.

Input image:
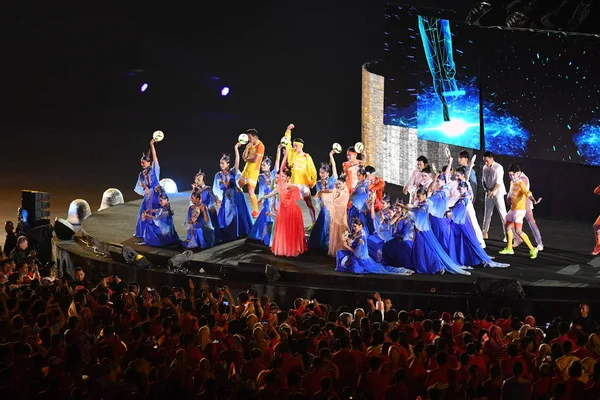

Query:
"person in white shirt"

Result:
[[403, 155, 428, 204], [511, 171, 543, 251], [481, 151, 507, 240]]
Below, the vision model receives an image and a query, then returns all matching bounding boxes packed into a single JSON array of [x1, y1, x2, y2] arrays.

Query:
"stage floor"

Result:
[[76, 192, 600, 299]]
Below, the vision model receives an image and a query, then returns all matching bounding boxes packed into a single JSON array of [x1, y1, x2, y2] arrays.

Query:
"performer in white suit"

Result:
[[481, 151, 507, 241]]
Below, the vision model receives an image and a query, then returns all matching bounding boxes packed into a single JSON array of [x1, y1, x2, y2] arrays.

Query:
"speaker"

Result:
[[22, 190, 51, 226], [108, 244, 150, 268], [475, 278, 525, 299], [219, 263, 281, 284], [54, 218, 76, 240], [25, 224, 53, 264]]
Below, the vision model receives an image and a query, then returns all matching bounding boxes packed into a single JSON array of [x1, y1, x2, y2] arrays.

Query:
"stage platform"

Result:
[[52, 191, 600, 308]]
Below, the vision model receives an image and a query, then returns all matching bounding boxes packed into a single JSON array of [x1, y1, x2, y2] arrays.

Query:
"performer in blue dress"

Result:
[[212, 143, 253, 241], [382, 203, 415, 270], [308, 150, 338, 251], [400, 188, 470, 275], [428, 163, 457, 260], [347, 167, 373, 235], [134, 139, 161, 238], [449, 182, 509, 268], [192, 169, 220, 242], [367, 196, 395, 262], [184, 190, 215, 250], [139, 188, 181, 247], [250, 146, 282, 245], [335, 218, 413, 275]]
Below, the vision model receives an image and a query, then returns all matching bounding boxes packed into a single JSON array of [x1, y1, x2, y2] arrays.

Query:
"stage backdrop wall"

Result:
[[362, 65, 600, 222]]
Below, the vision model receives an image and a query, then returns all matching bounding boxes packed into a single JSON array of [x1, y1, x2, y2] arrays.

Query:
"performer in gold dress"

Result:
[[283, 124, 317, 222], [239, 129, 265, 218]]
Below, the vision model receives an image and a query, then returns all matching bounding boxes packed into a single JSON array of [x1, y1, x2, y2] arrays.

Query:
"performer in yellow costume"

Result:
[[284, 124, 318, 222], [499, 163, 541, 260], [239, 129, 265, 217]]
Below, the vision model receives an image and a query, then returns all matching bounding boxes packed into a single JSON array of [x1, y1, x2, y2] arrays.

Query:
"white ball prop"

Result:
[[153, 130, 165, 142], [238, 133, 249, 145], [98, 188, 125, 211], [332, 143, 342, 154], [354, 142, 365, 154], [160, 178, 178, 194], [67, 199, 92, 226], [280, 136, 290, 146]]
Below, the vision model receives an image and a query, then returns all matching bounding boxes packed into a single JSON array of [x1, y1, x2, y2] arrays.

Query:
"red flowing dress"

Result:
[[271, 181, 307, 257]]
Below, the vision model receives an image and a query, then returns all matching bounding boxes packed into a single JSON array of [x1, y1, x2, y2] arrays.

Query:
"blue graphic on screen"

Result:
[[481, 101, 529, 157], [573, 120, 600, 166], [382, 7, 480, 149]]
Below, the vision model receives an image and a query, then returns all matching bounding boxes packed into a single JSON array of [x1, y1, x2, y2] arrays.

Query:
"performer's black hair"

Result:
[[458, 181, 469, 189], [196, 169, 206, 178], [455, 166, 467, 176], [357, 166, 367, 177], [417, 155, 428, 164], [246, 128, 258, 137], [320, 162, 331, 175], [141, 152, 151, 163], [458, 150, 470, 159], [351, 217, 363, 226], [294, 138, 305, 145], [220, 153, 231, 164], [416, 186, 429, 197], [281, 167, 292, 178], [421, 166, 432, 174], [347, 146, 357, 153], [263, 156, 272, 165], [483, 151, 494, 158], [337, 174, 347, 183], [508, 163, 523, 173], [365, 165, 376, 175]]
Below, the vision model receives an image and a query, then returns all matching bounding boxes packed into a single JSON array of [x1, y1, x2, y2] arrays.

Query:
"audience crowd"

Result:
[[1, 233, 600, 399]]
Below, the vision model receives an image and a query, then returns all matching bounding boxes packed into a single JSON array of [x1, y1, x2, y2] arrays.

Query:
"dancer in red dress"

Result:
[[261, 150, 307, 257]]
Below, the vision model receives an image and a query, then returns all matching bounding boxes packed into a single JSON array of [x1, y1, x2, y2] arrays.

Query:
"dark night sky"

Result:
[[1, 2, 385, 221]]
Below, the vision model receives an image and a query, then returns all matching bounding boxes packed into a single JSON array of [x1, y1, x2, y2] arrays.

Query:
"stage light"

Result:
[[140, 83, 148, 92], [159, 178, 178, 194], [67, 199, 92, 226], [98, 188, 125, 211], [221, 87, 230, 96]]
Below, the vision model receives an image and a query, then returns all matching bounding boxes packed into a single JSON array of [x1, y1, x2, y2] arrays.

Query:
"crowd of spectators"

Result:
[[1, 256, 600, 400]]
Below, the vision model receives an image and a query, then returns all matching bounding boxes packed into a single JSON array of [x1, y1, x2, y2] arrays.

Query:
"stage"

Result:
[[52, 191, 600, 312]]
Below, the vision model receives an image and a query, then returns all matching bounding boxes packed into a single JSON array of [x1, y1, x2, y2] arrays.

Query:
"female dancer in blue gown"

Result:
[[308, 150, 338, 251], [140, 188, 181, 247], [347, 167, 373, 235], [367, 197, 395, 262], [184, 190, 215, 250], [428, 158, 457, 260], [449, 182, 509, 268], [335, 218, 413, 275], [213, 143, 253, 241], [250, 147, 281, 245], [382, 204, 415, 270], [399, 188, 470, 275], [134, 139, 161, 238], [192, 170, 220, 242]]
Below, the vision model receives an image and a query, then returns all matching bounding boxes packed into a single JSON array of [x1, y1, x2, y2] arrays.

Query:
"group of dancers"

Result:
[[132, 125, 575, 276]]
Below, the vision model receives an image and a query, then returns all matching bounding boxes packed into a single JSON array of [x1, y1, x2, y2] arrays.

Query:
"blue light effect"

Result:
[[140, 83, 148, 92], [417, 77, 481, 149], [483, 100, 530, 157], [221, 87, 230, 96], [573, 120, 600, 166]]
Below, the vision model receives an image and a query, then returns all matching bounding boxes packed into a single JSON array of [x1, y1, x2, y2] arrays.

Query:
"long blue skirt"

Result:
[[185, 225, 215, 250], [382, 238, 414, 270], [249, 203, 273, 246], [367, 234, 385, 262], [430, 215, 457, 260], [452, 222, 509, 268], [412, 229, 469, 275], [218, 189, 253, 241], [135, 191, 160, 238], [208, 208, 221, 243], [141, 220, 181, 247], [308, 207, 330, 251], [335, 250, 412, 275]]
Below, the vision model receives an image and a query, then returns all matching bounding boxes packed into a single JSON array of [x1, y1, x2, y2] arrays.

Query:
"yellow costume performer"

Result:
[[284, 126, 318, 221], [499, 164, 539, 259], [239, 130, 265, 217]]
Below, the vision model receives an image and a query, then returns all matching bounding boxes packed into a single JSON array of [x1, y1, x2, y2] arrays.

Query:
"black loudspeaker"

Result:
[[108, 244, 128, 264], [475, 278, 525, 299], [219, 263, 281, 284], [22, 190, 50, 226], [25, 224, 53, 264], [54, 218, 75, 240]]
